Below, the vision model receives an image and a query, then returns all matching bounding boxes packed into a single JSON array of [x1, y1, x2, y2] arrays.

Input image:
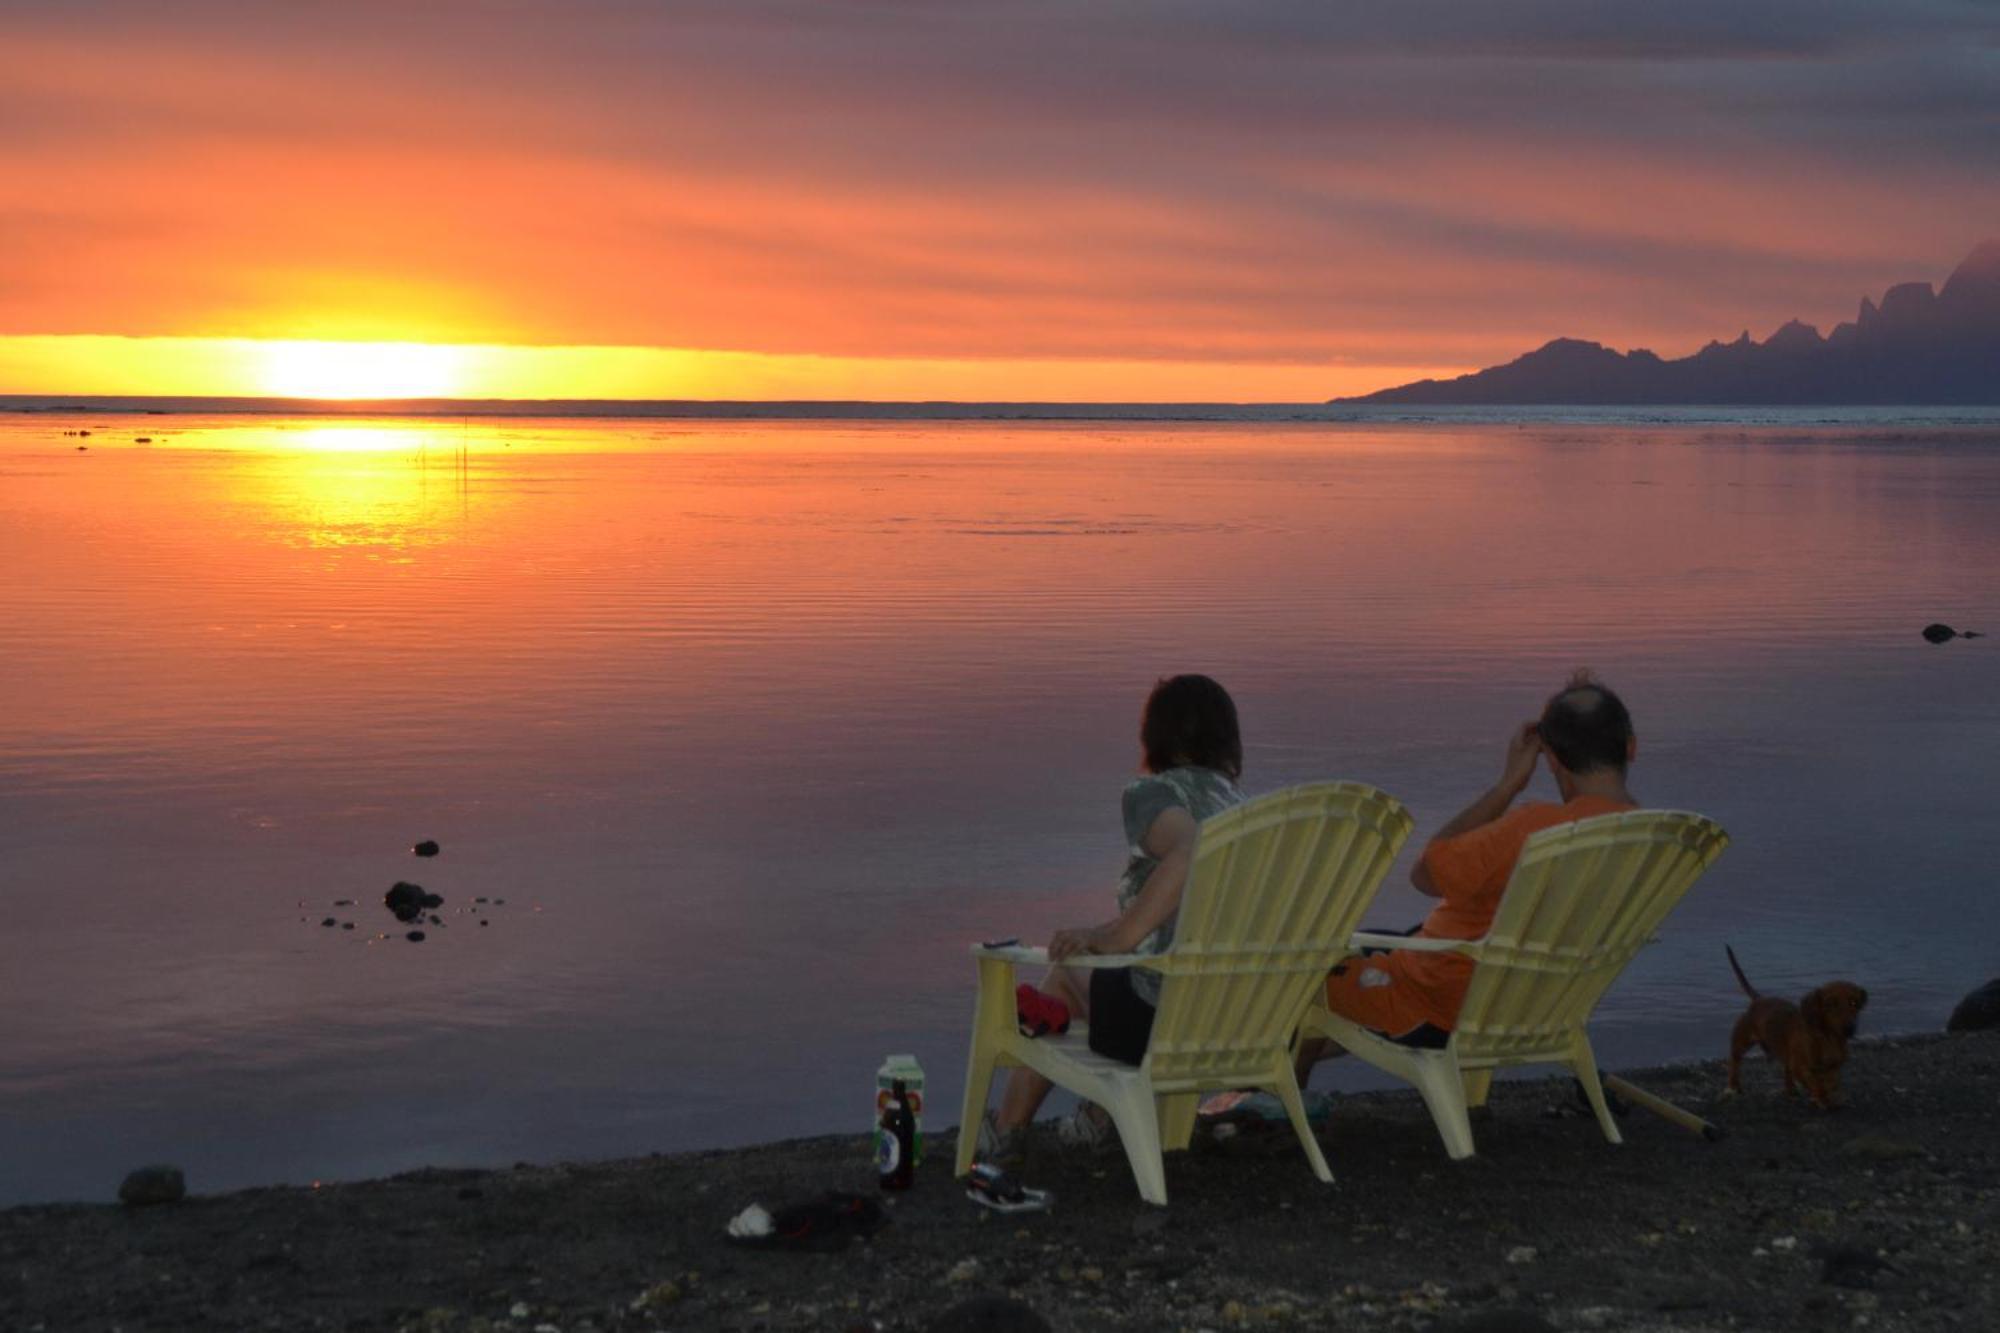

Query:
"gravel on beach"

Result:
[[4, 1032, 1997, 1333]]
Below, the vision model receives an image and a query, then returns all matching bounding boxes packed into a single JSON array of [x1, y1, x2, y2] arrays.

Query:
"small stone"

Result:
[[414, 840, 441, 857], [509, 1303, 530, 1320], [1078, 1265, 1103, 1282], [1504, 1245, 1538, 1265], [333, 898, 355, 906], [1771, 1235, 1799, 1251], [946, 1257, 982, 1283], [407, 931, 427, 942], [1440, 1314, 1559, 1333], [321, 917, 336, 927], [630, 1281, 681, 1310], [1839, 1136, 1927, 1161], [342, 922, 355, 930], [925, 1296, 1052, 1333], [119, 1165, 186, 1207]]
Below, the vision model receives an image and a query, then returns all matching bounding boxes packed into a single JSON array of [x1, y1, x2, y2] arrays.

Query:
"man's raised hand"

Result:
[[1500, 720, 1543, 794]]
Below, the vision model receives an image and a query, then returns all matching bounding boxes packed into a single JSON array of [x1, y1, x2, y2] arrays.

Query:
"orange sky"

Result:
[[3, 2, 1996, 400]]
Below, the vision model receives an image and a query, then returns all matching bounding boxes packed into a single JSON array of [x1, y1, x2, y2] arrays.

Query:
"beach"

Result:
[[5, 1030, 1995, 1332]]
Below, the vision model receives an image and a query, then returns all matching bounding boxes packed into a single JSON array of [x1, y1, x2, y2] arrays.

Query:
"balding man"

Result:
[[1310, 673, 1639, 1060]]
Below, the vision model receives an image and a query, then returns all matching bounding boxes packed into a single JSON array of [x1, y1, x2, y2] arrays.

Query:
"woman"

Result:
[[977, 673, 1245, 1161]]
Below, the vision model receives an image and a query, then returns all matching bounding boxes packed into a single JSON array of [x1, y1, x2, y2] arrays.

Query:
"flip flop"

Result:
[[1197, 1090, 1335, 1125], [725, 1191, 887, 1251], [965, 1162, 1052, 1213]]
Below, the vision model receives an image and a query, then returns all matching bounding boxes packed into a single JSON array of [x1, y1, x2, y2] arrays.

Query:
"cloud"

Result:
[[1, 0, 1996, 380]]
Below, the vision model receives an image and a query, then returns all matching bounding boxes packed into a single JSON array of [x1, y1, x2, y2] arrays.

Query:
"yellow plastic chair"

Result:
[[1298, 809, 1729, 1160], [955, 781, 1414, 1205]]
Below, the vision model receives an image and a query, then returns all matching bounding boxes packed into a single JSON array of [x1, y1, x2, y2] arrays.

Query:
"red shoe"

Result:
[[1016, 985, 1071, 1038]]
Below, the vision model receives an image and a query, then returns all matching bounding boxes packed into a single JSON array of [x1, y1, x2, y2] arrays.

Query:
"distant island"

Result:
[[1338, 241, 2000, 406]]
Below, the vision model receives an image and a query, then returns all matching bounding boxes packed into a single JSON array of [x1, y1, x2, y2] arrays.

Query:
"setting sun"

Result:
[[257, 340, 471, 399]]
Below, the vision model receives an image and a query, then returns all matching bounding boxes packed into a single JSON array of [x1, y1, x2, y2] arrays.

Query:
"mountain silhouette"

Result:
[[1338, 241, 2000, 405]]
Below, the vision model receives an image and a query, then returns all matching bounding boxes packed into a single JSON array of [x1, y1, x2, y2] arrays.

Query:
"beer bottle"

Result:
[[878, 1078, 916, 1190]]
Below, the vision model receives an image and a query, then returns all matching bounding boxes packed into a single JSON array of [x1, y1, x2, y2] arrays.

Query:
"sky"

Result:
[[2, 0, 1997, 400]]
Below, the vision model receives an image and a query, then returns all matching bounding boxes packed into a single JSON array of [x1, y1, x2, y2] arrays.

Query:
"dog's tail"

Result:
[[1725, 944, 1759, 999]]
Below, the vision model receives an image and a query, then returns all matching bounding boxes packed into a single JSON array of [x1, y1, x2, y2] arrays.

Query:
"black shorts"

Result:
[[1087, 968, 1156, 1065]]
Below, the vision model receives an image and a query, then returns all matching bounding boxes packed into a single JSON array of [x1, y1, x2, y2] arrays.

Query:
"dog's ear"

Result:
[[1801, 988, 1832, 1031], [1854, 986, 1868, 1011]]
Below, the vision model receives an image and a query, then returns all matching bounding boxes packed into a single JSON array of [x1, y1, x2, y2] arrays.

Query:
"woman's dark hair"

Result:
[[1141, 674, 1243, 779], [1535, 670, 1633, 775]]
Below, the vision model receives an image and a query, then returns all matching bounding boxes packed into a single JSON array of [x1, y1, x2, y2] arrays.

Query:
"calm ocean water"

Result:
[[2, 409, 1996, 1204]]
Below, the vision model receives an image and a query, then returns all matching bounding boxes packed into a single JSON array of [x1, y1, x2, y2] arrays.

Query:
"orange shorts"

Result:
[[1323, 957, 1439, 1040]]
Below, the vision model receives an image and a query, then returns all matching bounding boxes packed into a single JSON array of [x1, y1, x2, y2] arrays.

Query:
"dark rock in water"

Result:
[[385, 881, 443, 922], [332, 898, 354, 907], [76, 445, 87, 452], [1923, 622, 1958, 643], [134, 436, 152, 443], [320, 917, 336, 927], [119, 1165, 186, 1207], [406, 930, 427, 942], [926, 1296, 1053, 1333], [479, 919, 489, 927], [413, 839, 440, 857], [341, 922, 355, 930], [427, 913, 442, 925], [1948, 978, 2000, 1031]]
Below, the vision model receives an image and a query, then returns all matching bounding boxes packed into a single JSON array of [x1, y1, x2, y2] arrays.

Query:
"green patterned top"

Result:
[[1117, 765, 1245, 1005]]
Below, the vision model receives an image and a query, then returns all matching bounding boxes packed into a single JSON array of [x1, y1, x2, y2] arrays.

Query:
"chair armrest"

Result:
[[1346, 931, 1483, 956], [969, 943, 1154, 970]]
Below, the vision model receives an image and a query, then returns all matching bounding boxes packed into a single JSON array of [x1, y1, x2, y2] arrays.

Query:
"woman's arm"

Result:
[[1049, 806, 1199, 960]]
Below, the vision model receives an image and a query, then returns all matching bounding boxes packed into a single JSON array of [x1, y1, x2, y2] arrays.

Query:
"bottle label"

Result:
[[876, 1128, 901, 1178]]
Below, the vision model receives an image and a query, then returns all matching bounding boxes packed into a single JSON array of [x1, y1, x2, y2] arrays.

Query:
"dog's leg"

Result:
[[1724, 1018, 1754, 1097]]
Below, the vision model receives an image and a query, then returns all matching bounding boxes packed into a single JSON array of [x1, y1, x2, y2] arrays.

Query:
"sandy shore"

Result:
[[4, 1032, 1996, 1333]]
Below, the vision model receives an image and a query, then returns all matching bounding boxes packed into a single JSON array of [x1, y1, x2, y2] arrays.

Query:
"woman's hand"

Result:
[[1048, 924, 1111, 961]]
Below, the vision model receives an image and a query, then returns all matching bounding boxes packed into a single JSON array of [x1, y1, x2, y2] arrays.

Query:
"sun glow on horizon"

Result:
[[0, 333, 1465, 402], [257, 340, 471, 399]]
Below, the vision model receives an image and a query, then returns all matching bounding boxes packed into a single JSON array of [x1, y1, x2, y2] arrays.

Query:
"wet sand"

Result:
[[4, 1032, 1995, 1332]]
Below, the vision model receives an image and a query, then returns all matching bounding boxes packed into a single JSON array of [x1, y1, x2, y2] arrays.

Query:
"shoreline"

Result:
[[5, 1031, 1995, 1332]]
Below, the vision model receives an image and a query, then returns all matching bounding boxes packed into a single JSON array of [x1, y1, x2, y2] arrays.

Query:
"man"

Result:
[[1307, 672, 1638, 1062]]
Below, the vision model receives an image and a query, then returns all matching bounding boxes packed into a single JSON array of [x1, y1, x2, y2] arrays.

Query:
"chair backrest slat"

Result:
[[1146, 782, 1414, 1085], [1454, 810, 1729, 1061]]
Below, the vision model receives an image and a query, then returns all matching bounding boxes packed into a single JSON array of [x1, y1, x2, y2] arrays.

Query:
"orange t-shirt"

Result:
[[1389, 794, 1635, 1030]]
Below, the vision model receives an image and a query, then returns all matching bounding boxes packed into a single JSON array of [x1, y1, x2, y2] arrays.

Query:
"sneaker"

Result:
[[975, 1110, 1027, 1167], [1055, 1102, 1117, 1153]]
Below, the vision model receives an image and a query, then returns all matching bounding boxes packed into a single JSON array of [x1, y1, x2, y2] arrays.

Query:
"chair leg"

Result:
[[1409, 1056, 1478, 1161], [1269, 1070, 1335, 1185], [955, 1043, 999, 1177], [1157, 1092, 1199, 1153], [956, 958, 1015, 1177], [1462, 1070, 1493, 1108], [1102, 1084, 1169, 1206], [1571, 1037, 1623, 1146]]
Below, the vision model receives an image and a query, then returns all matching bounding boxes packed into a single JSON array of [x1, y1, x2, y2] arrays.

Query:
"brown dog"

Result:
[[1724, 946, 1868, 1108]]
